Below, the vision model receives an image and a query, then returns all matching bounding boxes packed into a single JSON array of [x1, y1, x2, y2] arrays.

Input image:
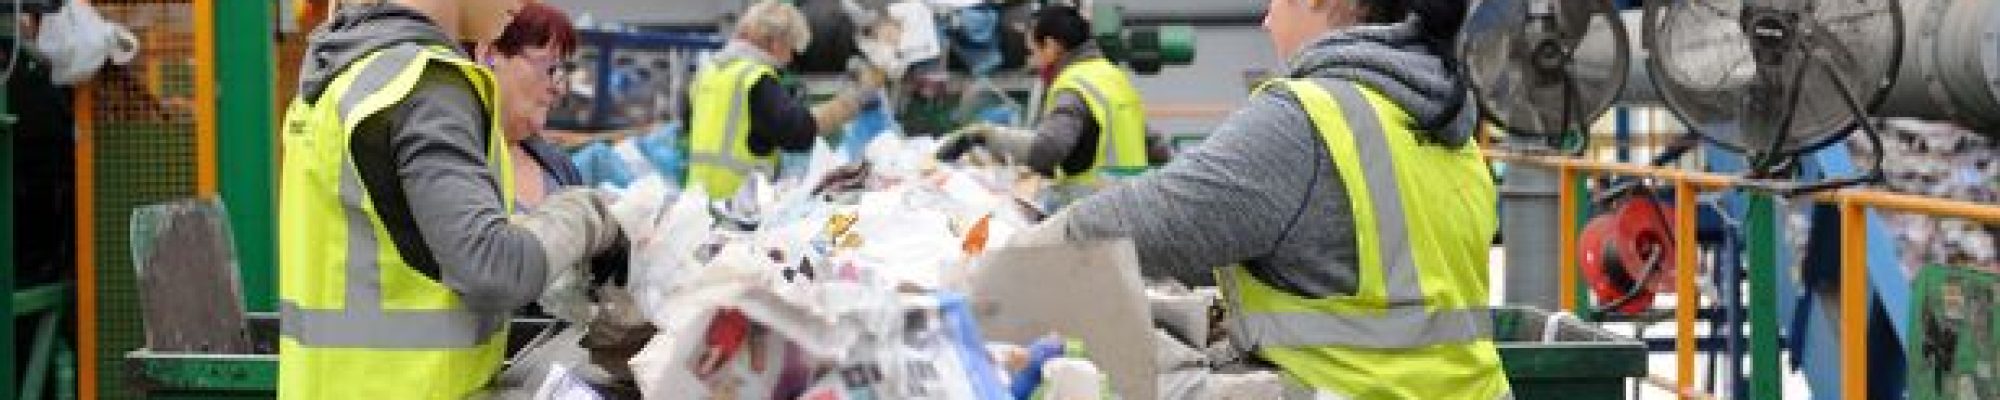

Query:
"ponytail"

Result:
[[1407, 0, 1468, 48]]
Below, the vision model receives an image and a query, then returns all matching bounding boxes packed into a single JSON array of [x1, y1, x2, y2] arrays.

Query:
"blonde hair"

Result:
[[736, 0, 812, 50]]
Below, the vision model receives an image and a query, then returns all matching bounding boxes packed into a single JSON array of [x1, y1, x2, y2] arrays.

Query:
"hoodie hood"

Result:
[[1040, 43, 1106, 84], [298, 3, 462, 103], [712, 40, 782, 69], [1284, 18, 1476, 147]]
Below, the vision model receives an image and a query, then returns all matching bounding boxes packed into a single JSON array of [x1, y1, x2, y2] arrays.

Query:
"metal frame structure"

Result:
[[568, 29, 726, 131], [1493, 150, 2000, 400], [67, 1, 274, 397]]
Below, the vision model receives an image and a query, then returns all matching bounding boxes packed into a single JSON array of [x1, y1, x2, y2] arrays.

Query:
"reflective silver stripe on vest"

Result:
[[690, 61, 771, 176], [339, 162, 382, 313], [1234, 305, 1491, 349], [1063, 75, 1126, 167], [688, 152, 762, 174], [280, 301, 504, 349], [1320, 79, 1424, 304], [1223, 79, 1487, 350], [336, 45, 426, 122], [282, 46, 505, 349]]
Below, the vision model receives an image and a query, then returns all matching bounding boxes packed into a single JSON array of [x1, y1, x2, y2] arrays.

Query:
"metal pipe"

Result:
[[1747, 194, 1781, 400], [1556, 167, 1580, 312], [1489, 151, 2000, 224], [1839, 200, 1869, 400], [1675, 180, 1699, 398], [1501, 159, 1563, 310], [1878, 0, 2000, 135]]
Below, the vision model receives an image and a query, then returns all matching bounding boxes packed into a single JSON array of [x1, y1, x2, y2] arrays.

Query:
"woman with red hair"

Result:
[[477, 2, 580, 208]]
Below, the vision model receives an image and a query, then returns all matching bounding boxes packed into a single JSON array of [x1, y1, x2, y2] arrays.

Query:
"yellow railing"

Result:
[[1490, 151, 2000, 400]]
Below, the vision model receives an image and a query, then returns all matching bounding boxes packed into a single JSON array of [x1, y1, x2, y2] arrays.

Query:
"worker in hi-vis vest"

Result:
[[941, 5, 1170, 185], [1007, 0, 1510, 398], [277, 0, 624, 398], [684, 0, 886, 200]]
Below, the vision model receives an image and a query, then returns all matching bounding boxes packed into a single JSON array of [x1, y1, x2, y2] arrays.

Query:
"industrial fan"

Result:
[[1462, 0, 1668, 314], [1459, 0, 1629, 153], [1646, 0, 1902, 180]]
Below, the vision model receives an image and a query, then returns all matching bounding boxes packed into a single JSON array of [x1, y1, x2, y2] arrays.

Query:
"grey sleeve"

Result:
[[1053, 91, 1321, 285], [987, 91, 1094, 177], [392, 69, 551, 313]]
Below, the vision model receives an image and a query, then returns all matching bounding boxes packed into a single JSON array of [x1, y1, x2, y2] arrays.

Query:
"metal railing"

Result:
[[1489, 151, 2000, 400]]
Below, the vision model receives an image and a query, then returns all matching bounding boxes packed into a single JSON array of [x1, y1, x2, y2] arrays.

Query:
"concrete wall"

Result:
[[1130, 26, 1278, 135]]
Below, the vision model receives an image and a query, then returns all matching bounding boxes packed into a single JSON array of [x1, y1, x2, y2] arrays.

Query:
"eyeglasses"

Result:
[[505, 51, 567, 83]]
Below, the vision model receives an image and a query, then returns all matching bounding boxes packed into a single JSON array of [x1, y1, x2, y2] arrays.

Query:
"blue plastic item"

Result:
[[632, 123, 686, 186], [842, 94, 897, 160], [570, 141, 636, 188], [949, 6, 1004, 75], [1010, 335, 1067, 399], [937, 292, 1013, 400]]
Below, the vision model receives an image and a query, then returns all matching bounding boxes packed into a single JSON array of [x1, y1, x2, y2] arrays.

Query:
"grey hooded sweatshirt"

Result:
[[1036, 20, 1480, 298], [294, 3, 550, 312]]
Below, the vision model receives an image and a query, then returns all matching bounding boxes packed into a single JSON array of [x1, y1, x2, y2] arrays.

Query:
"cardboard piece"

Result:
[[970, 240, 1157, 400]]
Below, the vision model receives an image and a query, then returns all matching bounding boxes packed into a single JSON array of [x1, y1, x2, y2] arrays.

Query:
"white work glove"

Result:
[[539, 265, 593, 323], [516, 188, 624, 322]]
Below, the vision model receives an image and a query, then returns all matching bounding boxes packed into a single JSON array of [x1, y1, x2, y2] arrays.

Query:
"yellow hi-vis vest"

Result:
[[686, 58, 780, 200], [1046, 58, 1149, 184], [1218, 79, 1506, 400], [276, 43, 516, 400]]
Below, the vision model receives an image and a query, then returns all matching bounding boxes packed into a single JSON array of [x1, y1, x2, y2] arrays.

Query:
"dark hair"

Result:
[[1363, 0, 1467, 47], [491, 3, 579, 57], [1030, 5, 1091, 51]]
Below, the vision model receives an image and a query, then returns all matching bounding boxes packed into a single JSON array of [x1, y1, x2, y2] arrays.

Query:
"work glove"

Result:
[[812, 93, 867, 134], [936, 132, 988, 162], [936, 123, 1009, 163], [581, 287, 656, 385], [950, 122, 1004, 139], [853, 61, 888, 91], [517, 188, 625, 322]]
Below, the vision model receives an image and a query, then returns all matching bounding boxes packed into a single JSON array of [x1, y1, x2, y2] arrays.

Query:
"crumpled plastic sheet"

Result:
[[1846, 119, 2000, 274], [626, 243, 1015, 400], [617, 178, 713, 326], [613, 133, 1146, 399]]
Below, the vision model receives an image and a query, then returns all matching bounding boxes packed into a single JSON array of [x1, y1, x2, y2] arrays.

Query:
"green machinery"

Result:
[[1909, 266, 2000, 400], [1089, 3, 1196, 75], [4, 4, 80, 398]]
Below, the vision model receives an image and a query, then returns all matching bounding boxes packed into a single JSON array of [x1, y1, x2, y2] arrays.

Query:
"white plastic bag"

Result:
[[34, 0, 140, 84], [624, 182, 715, 326]]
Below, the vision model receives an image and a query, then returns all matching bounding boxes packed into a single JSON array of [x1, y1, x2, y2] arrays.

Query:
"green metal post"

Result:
[[21, 308, 59, 400], [215, 0, 279, 312], [0, 46, 17, 400], [1746, 193, 1781, 399], [1570, 174, 1594, 320]]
